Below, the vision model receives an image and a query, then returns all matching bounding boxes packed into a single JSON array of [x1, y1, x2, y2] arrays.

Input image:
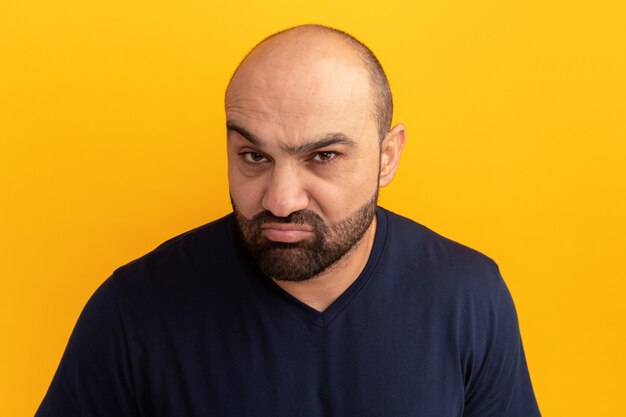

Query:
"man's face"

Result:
[[225, 42, 382, 281]]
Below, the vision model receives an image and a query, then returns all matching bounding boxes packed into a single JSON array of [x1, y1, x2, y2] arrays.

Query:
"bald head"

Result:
[[225, 25, 393, 141]]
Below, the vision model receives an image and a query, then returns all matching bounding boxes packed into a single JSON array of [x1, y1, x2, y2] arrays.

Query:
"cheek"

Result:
[[228, 167, 266, 217], [308, 162, 379, 222]]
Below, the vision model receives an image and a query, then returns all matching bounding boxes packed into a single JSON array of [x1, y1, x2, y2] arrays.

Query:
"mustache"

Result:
[[248, 209, 329, 232], [229, 193, 327, 231]]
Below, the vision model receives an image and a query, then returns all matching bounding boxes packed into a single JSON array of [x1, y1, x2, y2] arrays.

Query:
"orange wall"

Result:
[[1, 1, 625, 416]]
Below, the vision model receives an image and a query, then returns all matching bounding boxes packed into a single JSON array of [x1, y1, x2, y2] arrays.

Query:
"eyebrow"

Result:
[[226, 121, 356, 154]]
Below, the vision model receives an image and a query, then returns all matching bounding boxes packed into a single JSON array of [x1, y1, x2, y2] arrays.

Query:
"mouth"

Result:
[[261, 223, 314, 243]]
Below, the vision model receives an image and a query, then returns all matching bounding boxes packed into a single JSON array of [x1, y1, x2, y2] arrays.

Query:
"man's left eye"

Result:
[[312, 151, 337, 162]]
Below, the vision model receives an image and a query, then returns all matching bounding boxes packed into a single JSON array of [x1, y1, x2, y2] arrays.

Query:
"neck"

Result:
[[272, 215, 378, 312]]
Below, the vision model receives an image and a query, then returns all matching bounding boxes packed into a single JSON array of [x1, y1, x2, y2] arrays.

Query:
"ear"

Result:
[[378, 123, 407, 188]]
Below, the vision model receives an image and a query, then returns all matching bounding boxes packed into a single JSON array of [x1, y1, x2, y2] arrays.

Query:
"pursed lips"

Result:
[[261, 223, 314, 243]]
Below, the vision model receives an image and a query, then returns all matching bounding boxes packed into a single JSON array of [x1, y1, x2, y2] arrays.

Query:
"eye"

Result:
[[240, 151, 269, 164], [311, 151, 337, 163]]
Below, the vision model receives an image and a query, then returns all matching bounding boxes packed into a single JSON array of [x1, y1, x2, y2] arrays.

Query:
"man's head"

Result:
[[225, 24, 406, 281]]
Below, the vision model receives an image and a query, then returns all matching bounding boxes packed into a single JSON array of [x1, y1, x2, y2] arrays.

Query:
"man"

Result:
[[36, 25, 541, 416]]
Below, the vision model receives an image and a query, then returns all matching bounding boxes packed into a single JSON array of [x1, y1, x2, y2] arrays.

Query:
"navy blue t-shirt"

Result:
[[36, 207, 541, 416]]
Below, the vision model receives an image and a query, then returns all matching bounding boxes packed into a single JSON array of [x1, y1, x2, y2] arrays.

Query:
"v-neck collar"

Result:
[[242, 207, 389, 329]]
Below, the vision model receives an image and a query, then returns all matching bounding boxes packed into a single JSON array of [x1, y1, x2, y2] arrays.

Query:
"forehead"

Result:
[[225, 53, 379, 147]]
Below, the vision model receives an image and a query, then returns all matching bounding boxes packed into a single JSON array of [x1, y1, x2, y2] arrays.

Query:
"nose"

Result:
[[262, 163, 309, 218]]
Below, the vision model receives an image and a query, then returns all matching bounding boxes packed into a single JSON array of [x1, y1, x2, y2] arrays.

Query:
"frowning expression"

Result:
[[225, 36, 383, 280]]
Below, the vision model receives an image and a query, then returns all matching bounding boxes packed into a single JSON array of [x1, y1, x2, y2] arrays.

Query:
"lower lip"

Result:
[[262, 228, 313, 243]]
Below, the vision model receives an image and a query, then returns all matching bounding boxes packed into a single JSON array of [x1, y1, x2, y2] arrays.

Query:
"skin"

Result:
[[225, 26, 406, 312]]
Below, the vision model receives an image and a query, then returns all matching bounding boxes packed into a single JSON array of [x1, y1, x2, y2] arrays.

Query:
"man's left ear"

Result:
[[378, 123, 407, 187]]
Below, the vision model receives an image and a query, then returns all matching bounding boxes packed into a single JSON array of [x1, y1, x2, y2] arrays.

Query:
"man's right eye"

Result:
[[240, 151, 269, 164]]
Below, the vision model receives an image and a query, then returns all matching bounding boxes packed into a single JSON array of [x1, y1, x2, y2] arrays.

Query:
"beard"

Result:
[[232, 192, 378, 282]]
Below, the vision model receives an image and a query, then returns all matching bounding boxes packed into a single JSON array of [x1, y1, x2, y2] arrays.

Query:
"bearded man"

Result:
[[36, 24, 541, 417]]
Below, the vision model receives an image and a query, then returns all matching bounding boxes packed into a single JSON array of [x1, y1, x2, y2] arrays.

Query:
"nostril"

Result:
[[262, 188, 310, 219]]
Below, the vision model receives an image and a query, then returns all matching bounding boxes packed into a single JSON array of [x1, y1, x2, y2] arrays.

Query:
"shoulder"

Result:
[[129, 212, 234, 264], [380, 207, 500, 276], [103, 212, 244, 307], [114, 213, 235, 276], [378, 207, 504, 299]]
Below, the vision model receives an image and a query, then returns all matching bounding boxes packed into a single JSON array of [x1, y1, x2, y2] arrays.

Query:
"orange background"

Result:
[[1, 1, 625, 416]]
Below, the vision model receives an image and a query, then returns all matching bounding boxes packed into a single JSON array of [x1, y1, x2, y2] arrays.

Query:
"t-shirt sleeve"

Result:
[[462, 269, 541, 417], [35, 276, 140, 417]]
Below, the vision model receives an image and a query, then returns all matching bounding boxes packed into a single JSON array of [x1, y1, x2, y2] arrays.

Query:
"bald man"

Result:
[[36, 25, 541, 417]]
